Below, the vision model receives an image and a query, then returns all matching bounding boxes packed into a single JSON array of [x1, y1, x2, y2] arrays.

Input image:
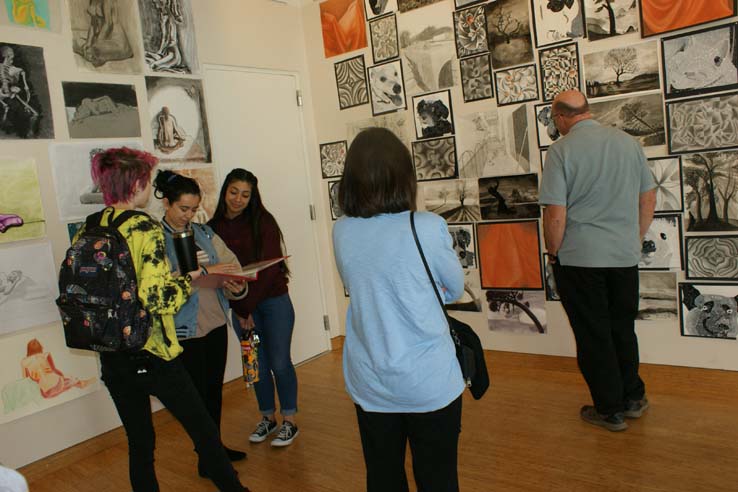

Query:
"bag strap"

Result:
[[410, 212, 448, 319]]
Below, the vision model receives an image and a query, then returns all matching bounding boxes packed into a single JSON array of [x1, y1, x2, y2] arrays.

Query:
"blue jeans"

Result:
[[236, 293, 298, 417]]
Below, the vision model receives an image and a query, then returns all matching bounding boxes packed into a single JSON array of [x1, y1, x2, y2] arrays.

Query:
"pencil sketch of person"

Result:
[[155, 106, 186, 153], [8, 0, 47, 28], [0, 45, 39, 138], [72, 0, 134, 68], [20, 338, 95, 399], [145, 0, 189, 73]]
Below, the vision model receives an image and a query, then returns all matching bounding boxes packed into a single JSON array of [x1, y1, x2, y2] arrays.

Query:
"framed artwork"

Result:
[[455, 0, 485, 7], [423, 179, 481, 222], [530, 0, 585, 48], [484, 0, 534, 70], [0, 158, 45, 244], [368, 13, 399, 63], [334, 54, 369, 110], [412, 136, 458, 181], [679, 282, 738, 339], [494, 64, 539, 106], [661, 22, 738, 100], [397, 0, 443, 12], [487, 289, 547, 333], [455, 110, 524, 178], [346, 112, 412, 149], [364, 0, 397, 19], [667, 92, 738, 154], [478, 174, 540, 220], [543, 255, 559, 301], [398, 2, 457, 94], [477, 220, 544, 290], [589, 92, 665, 147], [637, 271, 677, 320], [62, 82, 140, 138], [367, 59, 407, 116], [539, 42, 580, 102], [327, 180, 343, 220], [138, 0, 199, 73], [1, 0, 53, 30], [460, 54, 494, 102], [647, 156, 683, 213], [639, 213, 683, 271], [447, 269, 483, 312], [320, 0, 367, 58], [682, 150, 738, 232], [686, 235, 738, 280], [319, 140, 347, 179], [639, 0, 736, 38], [583, 0, 639, 40], [534, 103, 560, 148], [0, 42, 53, 139], [412, 90, 455, 139], [583, 42, 660, 99], [453, 4, 488, 59], [448, 223, 478, 268]]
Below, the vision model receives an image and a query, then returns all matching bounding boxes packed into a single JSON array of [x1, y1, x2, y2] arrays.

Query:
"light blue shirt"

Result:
[[539, 119, 656, 267], [332, 211, 465, 413]]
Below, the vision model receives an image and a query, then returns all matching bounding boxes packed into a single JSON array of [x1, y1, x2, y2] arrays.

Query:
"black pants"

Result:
[[100, 351, 243, 492], [553, 264, 646, 415], [355, 395, 462, 492], [179, 324, 228, 433]]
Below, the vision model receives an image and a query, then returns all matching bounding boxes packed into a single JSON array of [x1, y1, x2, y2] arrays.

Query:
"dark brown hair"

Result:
[[338, 127, 417, 218]]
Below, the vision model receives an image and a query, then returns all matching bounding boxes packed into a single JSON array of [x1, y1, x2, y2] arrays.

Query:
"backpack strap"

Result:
[[110, 209, 150, 229]]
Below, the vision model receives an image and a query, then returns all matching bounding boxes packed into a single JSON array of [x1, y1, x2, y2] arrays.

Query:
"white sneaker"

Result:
[[249, 417, 277, 443], [270, 421, 299, 447]]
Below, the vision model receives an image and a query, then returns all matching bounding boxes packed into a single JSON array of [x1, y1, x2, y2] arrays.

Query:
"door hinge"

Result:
[[309, 204, 316, 220], [296, 90, 303, 107], [323, 315, 330, 332]]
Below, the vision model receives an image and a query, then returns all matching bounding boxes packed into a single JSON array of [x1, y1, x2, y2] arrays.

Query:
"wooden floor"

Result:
[[20, 345, 738, 492]]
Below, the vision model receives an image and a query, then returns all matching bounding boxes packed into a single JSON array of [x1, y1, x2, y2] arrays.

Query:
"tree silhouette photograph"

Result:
[[423, 179, 481, 223], [588, 92, 664, 146], [484, 0, 533, 69], [583, 42, 660, 98], [683, 151, 738, 232]]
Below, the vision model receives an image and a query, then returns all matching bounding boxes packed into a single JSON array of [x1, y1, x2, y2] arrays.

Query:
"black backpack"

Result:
[[56, 208, 152, 352]]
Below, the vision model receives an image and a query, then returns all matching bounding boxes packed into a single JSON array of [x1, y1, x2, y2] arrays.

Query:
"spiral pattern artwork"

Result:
[[334, 55, 369, 110], [412, 136, 457, 181], [687, 236, 738, 279], [460, 54, 493, 102]]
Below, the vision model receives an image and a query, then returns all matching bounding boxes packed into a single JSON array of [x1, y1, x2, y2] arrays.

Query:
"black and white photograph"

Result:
[[368, 13, 399, 63], [0, 42, 53, 139], [453, 4, 488, 59], [682, 150, 738, 232], [69, 0, 142, 74], [530, 0, 585, 48], [398, 2, 456, 94], [328, 179, 343, 220], [680, 283, 738, 339], [487, 289, 547, 334], [448, 223, 477, 268], [534, 103, 560, 148], [539, 42, 580, 102], [455, 110, 525, 178], [319, 140, 347, 179], [639, 213, 683, 271], [62, 82, 140, 139], [447, 269, 483, 312], [367, 59, 407, 115], [485, 0, 534, 70], [460, 53, 493, 103], [423, 179, 481, 222], [647, 156, 683, 213], [412, 136, 458, 181], [494, 64, 539, 106], [583, 0, 639, 40], [334, 54, 369, 110], [364, 0, 397, 19], [686, 235, 738, 280], [667, 91, 738, 154], [412, 90, 454, 139], [589, 92, 665, 147], [138, 0, 199, 74], [145, 76, 211, 163], [478, 173, 540, 220], [637, 271, 677, 321], [544, 255, 559, 301], [583, 42, 660, 99], [661, 22, 738, 100]]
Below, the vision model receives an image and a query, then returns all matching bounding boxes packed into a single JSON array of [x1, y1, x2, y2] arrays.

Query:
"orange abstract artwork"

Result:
[[640, 0, 735, 37], [477, 220, 543, 290], [320, 0, 367, 58]]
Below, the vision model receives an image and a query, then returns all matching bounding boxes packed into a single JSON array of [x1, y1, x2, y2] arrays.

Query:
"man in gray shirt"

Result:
[[540, 90, 657, 432]]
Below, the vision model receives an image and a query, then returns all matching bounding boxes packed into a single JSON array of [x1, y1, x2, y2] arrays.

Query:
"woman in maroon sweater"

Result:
[[209, 169, 299, 447]]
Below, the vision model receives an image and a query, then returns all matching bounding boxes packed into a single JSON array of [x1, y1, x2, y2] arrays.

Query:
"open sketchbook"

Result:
[[193, 256, 289, 288]]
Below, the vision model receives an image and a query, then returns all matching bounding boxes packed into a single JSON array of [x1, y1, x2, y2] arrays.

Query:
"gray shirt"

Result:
[[539, 119, 656, 267]]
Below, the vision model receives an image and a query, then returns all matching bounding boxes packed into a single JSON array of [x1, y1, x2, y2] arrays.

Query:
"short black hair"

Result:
[[338, 127, 417, 218]]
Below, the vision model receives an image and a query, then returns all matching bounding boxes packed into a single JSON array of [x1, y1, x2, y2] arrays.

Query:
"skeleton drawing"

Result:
[[0, 46, 38, 127]]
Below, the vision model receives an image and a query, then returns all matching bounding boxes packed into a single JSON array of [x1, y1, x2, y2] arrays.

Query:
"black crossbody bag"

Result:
[[410, 212, 490, 400]]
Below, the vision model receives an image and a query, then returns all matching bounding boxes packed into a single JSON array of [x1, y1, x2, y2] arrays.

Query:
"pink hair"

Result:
[[90, 147, 158, 206]]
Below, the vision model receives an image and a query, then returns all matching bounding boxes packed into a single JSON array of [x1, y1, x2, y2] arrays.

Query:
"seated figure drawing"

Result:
[[0, 45, 40, 138], [72, 0, 133, 68], [20, 339, 95, 399], [155, 106, 186, 153], [8, 0, 47, 28], [145, 0, 188, 73]]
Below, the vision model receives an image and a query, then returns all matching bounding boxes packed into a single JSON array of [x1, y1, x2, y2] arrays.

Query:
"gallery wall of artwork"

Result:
[[303, 0, 738, 369]]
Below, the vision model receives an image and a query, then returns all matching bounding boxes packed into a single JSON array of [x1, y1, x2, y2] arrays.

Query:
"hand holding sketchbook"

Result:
[[193, 256, 289, 288]]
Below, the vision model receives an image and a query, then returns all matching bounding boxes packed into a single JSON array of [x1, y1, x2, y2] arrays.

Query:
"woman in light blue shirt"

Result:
[[332, 127, 465, 492]]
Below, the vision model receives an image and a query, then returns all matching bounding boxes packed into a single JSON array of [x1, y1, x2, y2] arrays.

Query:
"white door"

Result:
[[204, 65, 330, 380]]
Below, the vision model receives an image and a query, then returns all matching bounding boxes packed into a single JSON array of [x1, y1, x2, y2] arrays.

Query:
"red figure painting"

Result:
[[477, 220, 543, 289], [320, 0, 367, 58]]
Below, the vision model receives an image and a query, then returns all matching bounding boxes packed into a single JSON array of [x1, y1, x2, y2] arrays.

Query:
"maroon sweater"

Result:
[[209, 212, 288, 317]]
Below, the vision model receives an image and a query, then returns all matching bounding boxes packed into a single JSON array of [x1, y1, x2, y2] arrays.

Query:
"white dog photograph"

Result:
[[639, 213, 683, 270], [367, 59, 407, 115]]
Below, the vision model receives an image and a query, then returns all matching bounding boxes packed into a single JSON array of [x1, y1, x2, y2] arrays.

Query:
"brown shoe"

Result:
[[580, 405, 628, 432]]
